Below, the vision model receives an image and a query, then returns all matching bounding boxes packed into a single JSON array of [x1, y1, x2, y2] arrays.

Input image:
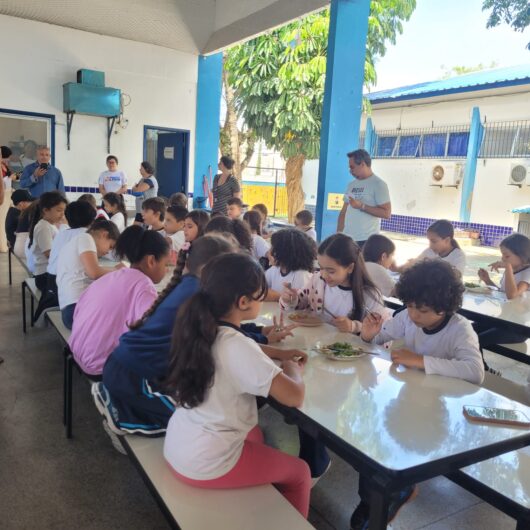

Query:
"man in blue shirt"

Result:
[[20, 146, 65, 197]]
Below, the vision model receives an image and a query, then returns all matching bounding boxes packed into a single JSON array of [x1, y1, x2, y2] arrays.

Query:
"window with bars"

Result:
[[372, 125, 470, 159], [479, 120, 530, 158]]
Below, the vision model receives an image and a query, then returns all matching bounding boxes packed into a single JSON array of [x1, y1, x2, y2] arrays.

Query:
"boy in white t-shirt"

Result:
[[294, 209, 317, 242], [98, 155, 128, 195], [164, 205, 187, 252]]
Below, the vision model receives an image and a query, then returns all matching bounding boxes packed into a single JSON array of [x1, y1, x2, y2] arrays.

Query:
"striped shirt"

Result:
[[212, 174, 240, 215]]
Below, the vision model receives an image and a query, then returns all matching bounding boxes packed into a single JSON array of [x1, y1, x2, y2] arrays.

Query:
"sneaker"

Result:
[[102, 419, 126, 455], [349, 501, 369, 530], [91, 382, 124, 435], [311, 459, 332, 488]]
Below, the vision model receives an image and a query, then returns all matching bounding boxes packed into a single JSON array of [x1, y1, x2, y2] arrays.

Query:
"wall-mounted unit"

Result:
[[63, 69, 121, 152], [508, 163, 529, 187], [430, 162, 464, 187]]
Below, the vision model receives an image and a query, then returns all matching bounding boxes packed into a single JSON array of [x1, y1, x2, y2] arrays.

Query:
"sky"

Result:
[[371, 0, 530, 92]]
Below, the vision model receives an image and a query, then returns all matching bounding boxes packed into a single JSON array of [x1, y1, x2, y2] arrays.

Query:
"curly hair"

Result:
[[395, 259, 464, 314], [270, 228, 315, 273]]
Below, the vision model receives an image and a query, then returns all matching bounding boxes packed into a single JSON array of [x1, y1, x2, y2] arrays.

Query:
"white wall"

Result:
[[0, 14, 198, 203]]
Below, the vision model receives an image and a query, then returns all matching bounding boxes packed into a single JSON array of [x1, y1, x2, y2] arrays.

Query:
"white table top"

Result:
[[258, 302, 530, 475]]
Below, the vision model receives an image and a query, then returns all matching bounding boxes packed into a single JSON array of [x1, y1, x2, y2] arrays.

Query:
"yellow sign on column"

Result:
[[327, 193, 343, 210]]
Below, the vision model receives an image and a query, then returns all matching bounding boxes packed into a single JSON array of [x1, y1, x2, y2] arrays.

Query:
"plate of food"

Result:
[[464, 282, 491, 295], [313, 341, 370, 361], [288, 312, 323, 327]]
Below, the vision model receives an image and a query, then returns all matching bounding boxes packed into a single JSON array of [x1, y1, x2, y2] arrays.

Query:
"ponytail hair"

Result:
[[427, 219, 459, 249], [129, 234, 237, 330], [28, 191, 67, 248], [163, 252, 267, 408], [103, 192, 128, 227], [243, 210, 263, 236], [115, 225, 169, 264], [318, 233, 380, 321]]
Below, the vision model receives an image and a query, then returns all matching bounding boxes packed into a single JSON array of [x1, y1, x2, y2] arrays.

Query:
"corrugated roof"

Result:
[[366, 64, 530, 104]]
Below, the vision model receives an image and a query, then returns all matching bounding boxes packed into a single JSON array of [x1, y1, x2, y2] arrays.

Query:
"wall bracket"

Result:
[[65, 111, 117, 153]]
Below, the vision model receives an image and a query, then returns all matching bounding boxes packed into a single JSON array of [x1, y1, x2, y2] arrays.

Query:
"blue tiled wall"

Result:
[[381, 214, 513, 247], [64, 186, 193, 197]]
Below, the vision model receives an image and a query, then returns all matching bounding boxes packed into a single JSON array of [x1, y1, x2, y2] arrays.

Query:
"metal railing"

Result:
[[371, 124, 471, 159], [479, 120, 530, 158], [241, 165, 288, 218]]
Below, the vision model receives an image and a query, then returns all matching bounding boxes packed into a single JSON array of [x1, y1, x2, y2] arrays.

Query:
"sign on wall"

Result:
[[327, 193, 343, 210]]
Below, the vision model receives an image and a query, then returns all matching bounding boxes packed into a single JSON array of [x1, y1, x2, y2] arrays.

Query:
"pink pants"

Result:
[[169, 426, 311, 518]]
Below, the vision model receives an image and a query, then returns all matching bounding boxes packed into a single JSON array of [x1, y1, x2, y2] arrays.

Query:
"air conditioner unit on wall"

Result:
[[430, 162, 465, 187], [509, 164, 530, 187]]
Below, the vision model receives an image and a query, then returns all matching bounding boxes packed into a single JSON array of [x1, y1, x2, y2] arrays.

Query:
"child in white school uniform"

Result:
[[56, 219, 122, 329], [265, 228, 315, 301], [362, 234, 396, 297], [294, 209, 317, 242], [395, 219, 466, 275], [350, 259, 483, 530], [141, 197, 166, 235], [27, 191, 67, 294], [164, 205, 187, 252], [102, 192, 128, 233], [243, 209, 270, 261], [280, 233, 387, 333], [475, 233, 530, 372], [163, 253, 311, 518]]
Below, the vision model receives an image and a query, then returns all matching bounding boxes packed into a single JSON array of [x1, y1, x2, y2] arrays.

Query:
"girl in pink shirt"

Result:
[[69, 225, 170, 377]]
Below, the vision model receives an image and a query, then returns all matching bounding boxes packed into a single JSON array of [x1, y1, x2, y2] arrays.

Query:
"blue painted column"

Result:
[[459, 106, 483, 222], [193, 53, 223, 203], [315, 0, 371, 239], [364, 117, 375, 156]]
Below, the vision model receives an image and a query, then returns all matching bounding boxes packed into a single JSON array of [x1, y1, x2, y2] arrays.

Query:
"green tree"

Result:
[[224, 1, 416, 221], [483, 0, 530, 49]]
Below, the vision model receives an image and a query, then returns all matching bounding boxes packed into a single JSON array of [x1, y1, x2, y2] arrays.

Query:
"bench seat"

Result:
[[122, 435, 315, 530]]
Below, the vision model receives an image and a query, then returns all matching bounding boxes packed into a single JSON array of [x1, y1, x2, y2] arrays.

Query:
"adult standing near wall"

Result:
[[337, 149, 391, 247], [19, 145, 65, 197], [98, 155, 128, 195], [0, 146, 13, 252], [211, 156, 241, 215], [131, 161, 158, 222]]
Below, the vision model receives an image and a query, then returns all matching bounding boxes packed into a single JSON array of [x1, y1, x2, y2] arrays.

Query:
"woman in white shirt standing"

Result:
[[98, 155, 128, 196], [103, 192, 128, 232], [163, 253, 311, 517]]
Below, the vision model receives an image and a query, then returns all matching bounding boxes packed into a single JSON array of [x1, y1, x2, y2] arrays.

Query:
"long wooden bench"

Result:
[[121, 435, 315, 530]]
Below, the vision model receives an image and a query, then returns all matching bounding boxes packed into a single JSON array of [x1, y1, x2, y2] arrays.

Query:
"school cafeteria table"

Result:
[[255, 302, 530, 530], [385, 291, 530, 364]]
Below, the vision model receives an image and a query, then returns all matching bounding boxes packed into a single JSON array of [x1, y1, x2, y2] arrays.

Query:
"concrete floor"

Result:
[[0, 250, 525, 530]]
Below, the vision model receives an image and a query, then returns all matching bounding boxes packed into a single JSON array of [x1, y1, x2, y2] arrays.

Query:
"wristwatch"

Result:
[[360, 203, 365, 211]]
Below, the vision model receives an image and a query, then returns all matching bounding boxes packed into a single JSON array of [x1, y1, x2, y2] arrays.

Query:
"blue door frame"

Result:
[[0, 107, 56, 165], [143, 125, 190, 196]]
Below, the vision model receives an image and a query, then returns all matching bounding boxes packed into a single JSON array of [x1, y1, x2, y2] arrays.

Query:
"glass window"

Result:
[[420, 133, 446, 157], [447, 132, 469, 157], [398, 135, 421, 157], [375, 136, 397, 157]]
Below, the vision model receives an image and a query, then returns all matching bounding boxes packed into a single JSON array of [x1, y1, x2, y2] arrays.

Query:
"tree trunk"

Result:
[[222, 67, 243, 184], [285, 154, 306, 223]]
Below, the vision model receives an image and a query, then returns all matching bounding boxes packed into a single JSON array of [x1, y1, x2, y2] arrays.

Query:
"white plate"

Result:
[[313, 344, 369, 361]]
